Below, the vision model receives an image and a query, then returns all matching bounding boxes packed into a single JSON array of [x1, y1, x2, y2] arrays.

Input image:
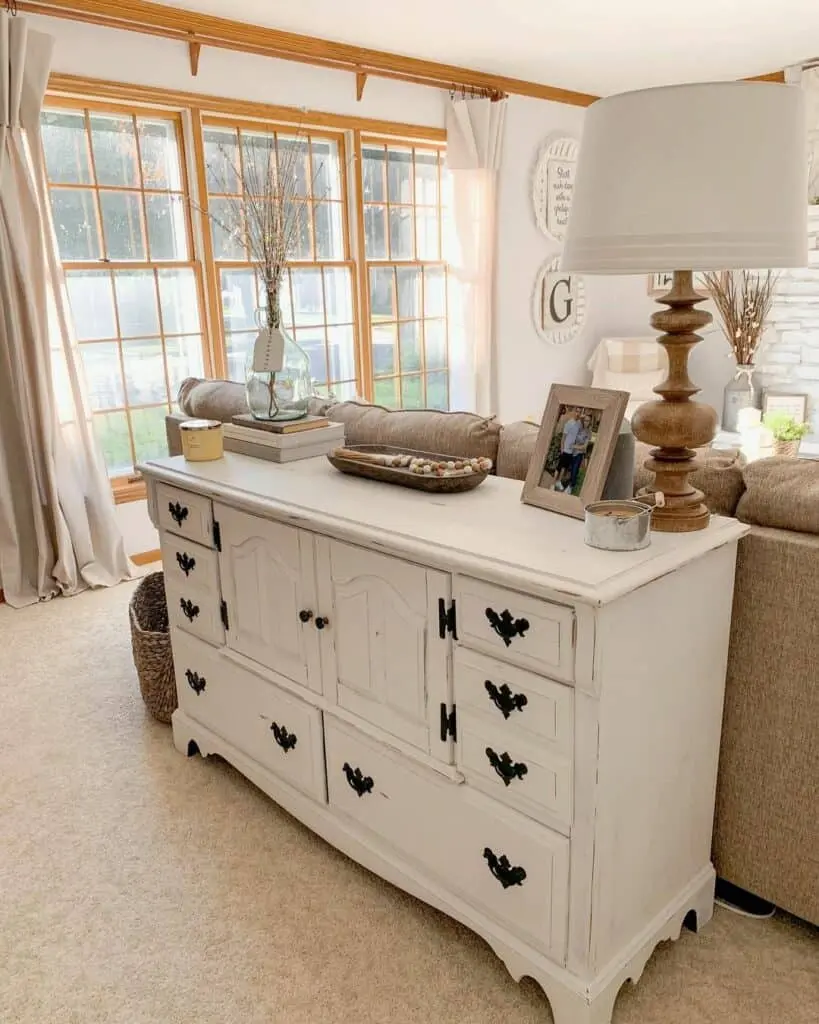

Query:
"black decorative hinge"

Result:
[[220, 599, 229, 631], [438, 598, 457, 640], [212, 519, 222, 551], [440, 703, 457, 742]]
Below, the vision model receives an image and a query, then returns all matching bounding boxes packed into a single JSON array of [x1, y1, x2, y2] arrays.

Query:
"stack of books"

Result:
[[223, 414, 345, 463]]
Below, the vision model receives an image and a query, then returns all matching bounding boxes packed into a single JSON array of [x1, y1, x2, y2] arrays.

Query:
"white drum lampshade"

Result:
[[561, 82, 807, 274], [560, 81, 807, 534]]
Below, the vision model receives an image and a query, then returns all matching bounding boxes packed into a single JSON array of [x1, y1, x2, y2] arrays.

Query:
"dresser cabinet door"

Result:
[[316, 537, 452, 758], [215, 503, 322, 693]]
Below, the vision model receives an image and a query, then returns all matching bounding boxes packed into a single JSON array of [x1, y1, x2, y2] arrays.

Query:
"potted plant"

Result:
[[763, 412, 811, 458], [703, 270, 779, 432]]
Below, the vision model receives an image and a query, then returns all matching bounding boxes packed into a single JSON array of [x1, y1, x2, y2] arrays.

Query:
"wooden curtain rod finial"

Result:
[[188, 38, 202, 77]]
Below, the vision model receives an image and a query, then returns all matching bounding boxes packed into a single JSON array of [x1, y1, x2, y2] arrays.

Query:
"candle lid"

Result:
[[180, 418, 221, 431]]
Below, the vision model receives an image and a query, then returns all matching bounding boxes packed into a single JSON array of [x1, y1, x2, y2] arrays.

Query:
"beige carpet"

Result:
[[0, 580, 816, 1024]]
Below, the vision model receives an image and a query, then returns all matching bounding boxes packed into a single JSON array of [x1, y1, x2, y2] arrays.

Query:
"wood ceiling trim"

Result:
[[19, 0, 599, 106], [46, 73, 449, 140]]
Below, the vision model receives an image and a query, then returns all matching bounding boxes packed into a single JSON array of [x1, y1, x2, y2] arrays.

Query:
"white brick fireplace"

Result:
[[756, 69, 819, 434]]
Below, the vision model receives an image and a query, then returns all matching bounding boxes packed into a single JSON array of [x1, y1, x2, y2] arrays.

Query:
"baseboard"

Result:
[[131, 548, 162, 566]]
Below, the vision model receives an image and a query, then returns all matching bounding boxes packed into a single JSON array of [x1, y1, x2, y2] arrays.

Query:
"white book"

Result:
[[223, 435, 340, 463], [223, 421, 345, 449]]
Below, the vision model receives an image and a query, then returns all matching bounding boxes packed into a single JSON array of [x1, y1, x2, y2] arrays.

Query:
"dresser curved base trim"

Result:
[[172, 709, 715, 1024]]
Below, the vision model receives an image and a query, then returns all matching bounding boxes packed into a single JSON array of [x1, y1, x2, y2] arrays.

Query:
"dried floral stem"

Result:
[[703, 270, 779, 367]]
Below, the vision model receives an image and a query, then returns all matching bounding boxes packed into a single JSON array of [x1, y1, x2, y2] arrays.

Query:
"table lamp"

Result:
[[562, 82, 807, 532]]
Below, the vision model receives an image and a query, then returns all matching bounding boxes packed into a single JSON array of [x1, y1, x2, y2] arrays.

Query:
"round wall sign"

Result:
[[532, 258, 586, 345], [532, 135, 579, 243]]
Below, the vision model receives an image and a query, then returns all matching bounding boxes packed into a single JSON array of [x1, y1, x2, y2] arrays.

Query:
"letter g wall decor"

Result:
[[532, 257, 586, 345]]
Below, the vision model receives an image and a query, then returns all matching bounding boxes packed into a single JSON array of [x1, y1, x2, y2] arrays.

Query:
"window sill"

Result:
[[113, 478, 147, 504]]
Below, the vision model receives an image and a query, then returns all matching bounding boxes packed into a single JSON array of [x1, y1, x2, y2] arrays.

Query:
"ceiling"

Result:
[[157, 0, 818, 95]]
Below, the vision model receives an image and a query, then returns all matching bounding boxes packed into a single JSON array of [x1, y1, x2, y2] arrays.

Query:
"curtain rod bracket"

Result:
[[355, 68, 367, 102]]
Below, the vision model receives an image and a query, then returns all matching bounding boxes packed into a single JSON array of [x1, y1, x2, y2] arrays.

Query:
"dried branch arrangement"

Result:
[[702, 270, 779, 366], [206, 132, 326, 329]]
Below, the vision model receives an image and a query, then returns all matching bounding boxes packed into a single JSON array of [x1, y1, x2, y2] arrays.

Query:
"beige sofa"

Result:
[[166, 379, 818, 927]]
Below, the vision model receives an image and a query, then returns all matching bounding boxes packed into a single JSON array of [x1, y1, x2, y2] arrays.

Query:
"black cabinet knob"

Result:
[[315, 616, 329, 630], [299, 609, 314, 623], [180, 598, 200, 622], [343, 762, 373, 797], [485, 680, 528, 719], [271, 722, 297, 752], [485, 747, 528, 787], [168, 501, 189, 527], [485, 607, 530, 647], [483, 847, 526, 889], [185, 669, 206, 694], [176, 551, 196, 577]]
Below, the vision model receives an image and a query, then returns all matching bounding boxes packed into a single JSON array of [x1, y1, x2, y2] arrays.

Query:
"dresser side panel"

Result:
[[589, 542, 738, 973]]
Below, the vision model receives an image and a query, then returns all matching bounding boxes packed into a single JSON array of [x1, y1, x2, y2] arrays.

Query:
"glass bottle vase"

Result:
[[722, 363, 760, 433], [245, 307, 311, 422]]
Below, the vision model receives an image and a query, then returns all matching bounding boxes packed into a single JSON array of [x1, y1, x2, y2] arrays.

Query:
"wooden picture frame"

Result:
[[762, 390, 808, 424], [521, 384, 629, 519]]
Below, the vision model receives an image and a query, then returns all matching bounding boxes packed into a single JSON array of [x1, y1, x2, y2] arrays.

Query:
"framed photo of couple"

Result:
[[522, 384, 629, 519]]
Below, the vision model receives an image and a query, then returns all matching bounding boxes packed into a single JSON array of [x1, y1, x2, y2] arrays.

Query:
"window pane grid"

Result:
[[361, 140, 449, 410], [43, 102, 204, 476], [204, 117, 357, 398]]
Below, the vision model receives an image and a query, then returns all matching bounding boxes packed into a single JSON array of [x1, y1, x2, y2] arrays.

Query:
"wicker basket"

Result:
[[129, 571, 177, 724], [773, 438, 801, 458]]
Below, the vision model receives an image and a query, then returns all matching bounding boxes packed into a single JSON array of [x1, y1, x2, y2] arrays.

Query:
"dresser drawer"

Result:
[[166, 578, 225, 647], [325, 716, 570, 962], [172, 630, 326, 802], [454, 648, 574, 751], [457, 709, 573, 832], [454, 576, 575, 682], [160, 532, 219, 595], [156, 483, 213, 548]]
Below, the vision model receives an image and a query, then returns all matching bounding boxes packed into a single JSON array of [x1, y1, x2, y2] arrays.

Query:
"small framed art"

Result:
[[521, 384, 629, 519], [762, 390, 808, 424]]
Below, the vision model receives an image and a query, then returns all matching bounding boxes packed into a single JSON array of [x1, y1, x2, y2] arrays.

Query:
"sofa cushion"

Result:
[[497, 421, 538, 480], [326, 401, 501, 462], [633, 443, 745, 518], [736, 457, 819, 533], [178, 377, 332, 421]]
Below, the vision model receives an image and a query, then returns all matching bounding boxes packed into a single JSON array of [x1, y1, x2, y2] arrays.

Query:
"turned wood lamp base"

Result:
[[631, 270, 719, 533]]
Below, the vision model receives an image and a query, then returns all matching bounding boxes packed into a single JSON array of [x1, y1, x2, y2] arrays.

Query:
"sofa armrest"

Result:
[[165, 413, 189, 457]]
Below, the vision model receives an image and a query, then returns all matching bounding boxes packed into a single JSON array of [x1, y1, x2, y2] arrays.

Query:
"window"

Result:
[[359, 139, 449, 410], [41, 91, 452, 492], [202, 120, 359, 401], [41, 104, 206, 480]]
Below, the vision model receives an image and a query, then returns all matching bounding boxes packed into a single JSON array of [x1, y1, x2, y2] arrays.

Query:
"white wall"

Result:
[[494, 94, 732, 423], [32, 14, 445, 128]]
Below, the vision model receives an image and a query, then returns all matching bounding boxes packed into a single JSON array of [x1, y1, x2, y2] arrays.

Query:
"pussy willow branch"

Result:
[[203, 130, 327, 330], [703, 270, 779, 366]]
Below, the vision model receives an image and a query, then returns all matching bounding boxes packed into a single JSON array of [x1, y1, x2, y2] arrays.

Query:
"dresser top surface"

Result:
[[142, 454, 747, 605]]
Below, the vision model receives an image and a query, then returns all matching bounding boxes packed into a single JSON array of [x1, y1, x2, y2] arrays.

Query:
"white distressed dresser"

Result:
[[141, 453, 746, 1024]]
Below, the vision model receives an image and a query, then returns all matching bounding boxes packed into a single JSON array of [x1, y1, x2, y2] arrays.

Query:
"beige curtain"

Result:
[[445, 96, 507, 415], [0, 11, 131, 607]]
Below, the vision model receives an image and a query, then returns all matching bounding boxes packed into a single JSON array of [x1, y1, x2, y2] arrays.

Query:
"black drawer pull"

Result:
[[180, 598, 200, 622], [299, 609, 313, 623], [485, 747, 528, 787], [176, 551, 196, 576], [485, 680, 528, 719], [315, 616, 329, 630], [185, 669, 206, 694], [271, 722, 298, 752], [485, 607, 530, 647], [483, 847, 526, 889], [343, 762, 373, 797], [168, 501, 189, 527]]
